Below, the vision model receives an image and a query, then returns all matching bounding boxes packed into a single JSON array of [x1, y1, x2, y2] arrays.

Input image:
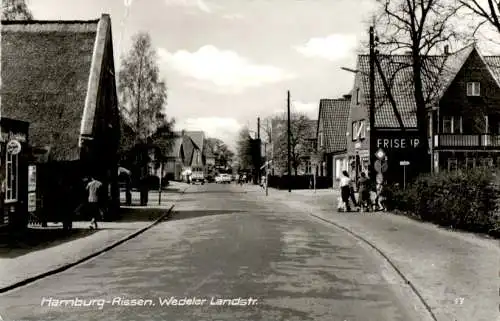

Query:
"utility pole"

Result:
[[257, 117, 261, 185], [369, 25, 376, 187], [287, 90, 292, 193]]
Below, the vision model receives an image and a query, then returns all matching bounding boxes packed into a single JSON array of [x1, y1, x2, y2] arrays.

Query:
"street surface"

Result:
[[1, 183, 431, 321]]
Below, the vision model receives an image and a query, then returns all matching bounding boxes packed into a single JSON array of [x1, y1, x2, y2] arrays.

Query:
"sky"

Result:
[[28, 0, 380, 151]]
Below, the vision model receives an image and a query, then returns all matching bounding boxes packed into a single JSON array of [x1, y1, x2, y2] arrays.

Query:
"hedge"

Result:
[[383, 167, 500, 237], [267, 175, 332, 190]]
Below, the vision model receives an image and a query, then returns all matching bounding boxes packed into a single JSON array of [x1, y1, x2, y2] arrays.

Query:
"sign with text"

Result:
[[28, 165, 37, 192], [400, 160, 410, 166], [376, 137, 420, 149], [28, 193, 36, 212]]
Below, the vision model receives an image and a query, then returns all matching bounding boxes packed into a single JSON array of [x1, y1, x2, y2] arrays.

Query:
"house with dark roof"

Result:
[[316, 96, 351, 186], [164, 130, 206, 181], [345, 43, 500, 185], [1, 14, 121, 222]]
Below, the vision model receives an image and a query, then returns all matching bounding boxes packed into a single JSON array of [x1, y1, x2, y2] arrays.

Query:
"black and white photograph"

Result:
[[0, 0, 499, 320]]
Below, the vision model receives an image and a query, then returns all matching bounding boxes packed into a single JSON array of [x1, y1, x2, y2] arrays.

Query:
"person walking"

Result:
[[357, 172, 371, 212], [375, 182, 386, 211], [349, 172, 359, 210], [339, 170, 352, 212], [86, 176, 102, 229]]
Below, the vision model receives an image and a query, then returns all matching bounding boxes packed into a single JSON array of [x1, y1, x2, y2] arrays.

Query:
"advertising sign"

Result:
[[28, 165, 37, 192], [6, 140, 21, 155], [28, 193, 36, 212]]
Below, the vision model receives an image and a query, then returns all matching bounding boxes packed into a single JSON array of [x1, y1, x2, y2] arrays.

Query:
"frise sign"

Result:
[[376, 138, 420, 149]]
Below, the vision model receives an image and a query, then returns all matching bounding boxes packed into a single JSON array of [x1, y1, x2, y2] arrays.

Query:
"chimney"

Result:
[[444, 45, 449, 55]]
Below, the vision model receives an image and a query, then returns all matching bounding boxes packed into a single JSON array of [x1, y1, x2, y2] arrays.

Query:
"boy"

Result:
[[86, 176, 103, 229]]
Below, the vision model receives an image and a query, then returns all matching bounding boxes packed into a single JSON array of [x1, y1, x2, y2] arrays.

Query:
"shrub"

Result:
[[387, 167, 500, 235]]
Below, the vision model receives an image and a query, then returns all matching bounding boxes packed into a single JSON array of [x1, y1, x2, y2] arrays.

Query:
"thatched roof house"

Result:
[[1, 14, 120, 164]]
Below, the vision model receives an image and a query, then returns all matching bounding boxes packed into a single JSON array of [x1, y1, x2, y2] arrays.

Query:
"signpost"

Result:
[[400, 160, 410, 189]]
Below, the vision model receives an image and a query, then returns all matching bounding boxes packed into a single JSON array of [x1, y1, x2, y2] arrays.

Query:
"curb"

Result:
[[308, 213, 438, 321], [0, 188, 189, 294]]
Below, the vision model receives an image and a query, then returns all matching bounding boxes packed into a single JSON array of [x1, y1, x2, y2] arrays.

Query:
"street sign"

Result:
[[375, 149, 385, 160], [6, 140, 21, 155], [376, 173, 383, 184], [374, 160, 382, 172], [400, 160, 410, 166]]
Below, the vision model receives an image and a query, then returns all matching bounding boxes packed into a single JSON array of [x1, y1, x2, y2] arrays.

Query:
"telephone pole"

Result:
[[287, 90, 291, 193], [369, 26, 376, 186]]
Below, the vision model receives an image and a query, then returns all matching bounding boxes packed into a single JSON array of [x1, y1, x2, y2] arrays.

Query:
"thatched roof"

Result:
[[1, 16, 112, 161]]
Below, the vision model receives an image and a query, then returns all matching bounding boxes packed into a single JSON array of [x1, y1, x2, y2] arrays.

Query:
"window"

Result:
[[352, 122, 359, 141], [447, 158, 458, 171], [442, 116, 462, 134], [465, 157, 476, 169], [356, 88, 360, 105], [467, 82, 480, 96], [352, 120, 366, 141], [479, 157, 493, 167], [319, 131, 324, 148], [5, 152, 18, 203], [359, 121, 366, 139]]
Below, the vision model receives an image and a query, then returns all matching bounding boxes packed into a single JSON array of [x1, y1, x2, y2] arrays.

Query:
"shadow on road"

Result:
[[169, 209, 247, 221], [0, 228, 97, 258], [117, 207, 172, 222]]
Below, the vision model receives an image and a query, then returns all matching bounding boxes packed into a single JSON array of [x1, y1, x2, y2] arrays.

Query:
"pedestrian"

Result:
[[349, 172, 359, 210], [86, 176, 103, 229], [375, 182, 386, 211], [357, 172, 371, 212], [339, 170, 351, 212]]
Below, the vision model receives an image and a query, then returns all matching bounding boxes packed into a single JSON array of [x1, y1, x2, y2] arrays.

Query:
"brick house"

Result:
[[430, 45, 500, 171], [344, 43, 500, 186], [1, 15, 121, 222], [316, 96, 351, 187]]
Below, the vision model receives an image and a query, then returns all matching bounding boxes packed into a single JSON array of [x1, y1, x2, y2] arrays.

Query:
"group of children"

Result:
[[338, 170, 386, 212]]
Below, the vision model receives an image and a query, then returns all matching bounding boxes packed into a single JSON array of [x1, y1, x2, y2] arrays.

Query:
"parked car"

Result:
[[191, 168, 205, 185], [215, 173, 232, 184]]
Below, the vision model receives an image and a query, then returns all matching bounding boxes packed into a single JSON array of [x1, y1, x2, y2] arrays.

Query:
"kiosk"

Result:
[[0, 118, 31, 231]]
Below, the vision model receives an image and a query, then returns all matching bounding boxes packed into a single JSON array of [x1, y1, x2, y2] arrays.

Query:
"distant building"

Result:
[[1, 14, 121, 222]]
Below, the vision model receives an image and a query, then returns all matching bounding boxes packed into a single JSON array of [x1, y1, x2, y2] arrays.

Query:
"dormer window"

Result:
[[467, 82, 480, 96]]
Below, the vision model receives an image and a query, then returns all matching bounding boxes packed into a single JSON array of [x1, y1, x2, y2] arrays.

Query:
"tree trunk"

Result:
[[412, 53, 430, 174]]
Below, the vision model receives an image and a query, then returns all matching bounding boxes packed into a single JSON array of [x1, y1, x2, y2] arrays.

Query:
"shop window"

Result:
[[5, 152, 18, 203], [447, 158, 458, 171], [467, 82, 480, 96]]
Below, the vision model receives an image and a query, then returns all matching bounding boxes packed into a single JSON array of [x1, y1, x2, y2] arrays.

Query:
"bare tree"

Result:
[[272, 113, 316, 176], [459, 0, 500, 35], [2, 0, 33, 20], [373, 0, 466, 170]]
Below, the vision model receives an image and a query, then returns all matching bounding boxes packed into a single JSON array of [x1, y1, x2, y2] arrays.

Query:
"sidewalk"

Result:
[[0, 184, 188, 292], [248, 185, 500, 321]]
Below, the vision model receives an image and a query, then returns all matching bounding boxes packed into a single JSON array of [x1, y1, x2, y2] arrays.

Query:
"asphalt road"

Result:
[[0, 183, 429, 321]]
